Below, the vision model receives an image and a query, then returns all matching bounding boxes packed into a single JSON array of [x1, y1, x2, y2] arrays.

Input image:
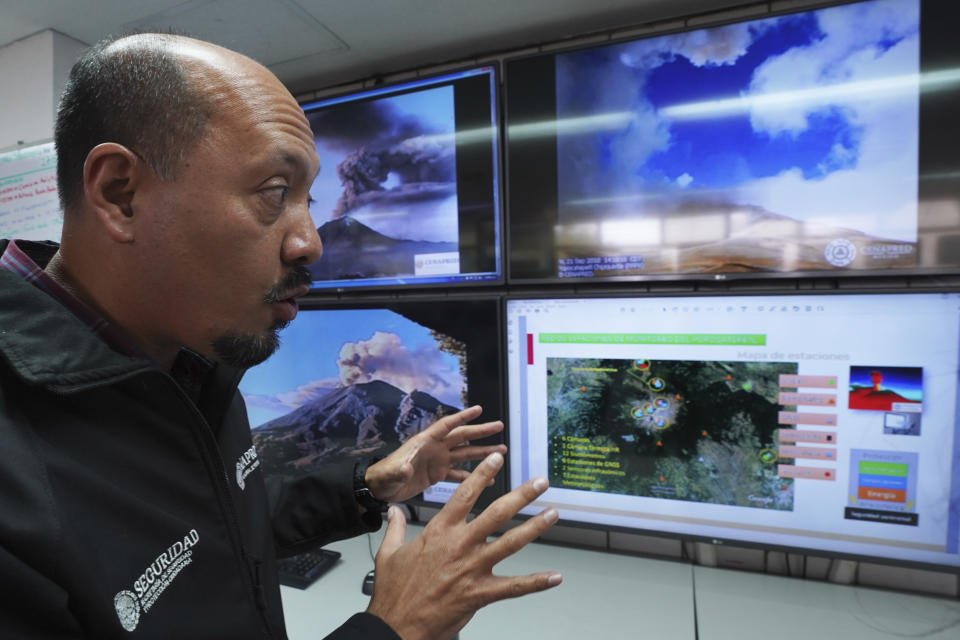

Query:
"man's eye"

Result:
[[263, 186, 289, 207]]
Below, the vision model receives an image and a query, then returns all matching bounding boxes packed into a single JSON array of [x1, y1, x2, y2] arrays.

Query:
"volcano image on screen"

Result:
[[312, 216, 457, 282], [848, 365, 922, 412], [305, 85, 461, 283], [240, 308, 466, 479]]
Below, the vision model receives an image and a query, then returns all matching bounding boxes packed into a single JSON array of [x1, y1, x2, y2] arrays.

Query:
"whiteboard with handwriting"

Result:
[[0, 141, 62, 242]]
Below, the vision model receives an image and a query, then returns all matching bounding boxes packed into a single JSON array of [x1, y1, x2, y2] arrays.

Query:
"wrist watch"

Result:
[[353, 458, 389, 513]]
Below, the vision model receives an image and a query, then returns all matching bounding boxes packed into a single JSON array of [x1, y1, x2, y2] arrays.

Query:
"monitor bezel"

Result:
[[299, 62, 506, 293]]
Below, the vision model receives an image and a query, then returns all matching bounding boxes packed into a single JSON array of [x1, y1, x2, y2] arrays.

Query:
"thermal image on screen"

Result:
[[552, 0, 920, 276], [848, 365, 923, 411], [305, 85, 461, 283], [240, 309, 466, 478], [547, 357, 797, 509]]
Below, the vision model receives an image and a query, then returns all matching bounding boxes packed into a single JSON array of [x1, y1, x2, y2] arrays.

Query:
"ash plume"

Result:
[[309, 99, 457, 218]]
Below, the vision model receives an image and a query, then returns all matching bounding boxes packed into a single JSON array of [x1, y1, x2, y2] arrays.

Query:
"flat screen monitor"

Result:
[[240, 296, 504, 508], [301, 65, 502, 291], [506, 292, 960, 571], [505, 0, 960, 283]]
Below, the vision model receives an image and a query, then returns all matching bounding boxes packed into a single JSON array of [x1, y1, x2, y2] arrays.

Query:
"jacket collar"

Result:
[[0, 262, 153, 392], [0, 240, 246, 416]]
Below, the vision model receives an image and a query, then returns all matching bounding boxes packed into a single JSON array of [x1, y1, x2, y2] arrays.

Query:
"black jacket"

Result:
[[0, 240, 398, 639]]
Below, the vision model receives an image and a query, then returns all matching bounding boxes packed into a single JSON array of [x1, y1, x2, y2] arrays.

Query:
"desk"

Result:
[[694, 565, 960, 640], [281, 525, 960, 639], [281, 524, 696, 639]]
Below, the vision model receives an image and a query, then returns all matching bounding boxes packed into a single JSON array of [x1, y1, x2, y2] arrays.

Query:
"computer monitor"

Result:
[[302, 65, 502, 291], [505, 291, 960, 571], [240, 296, 504, 508], [505, 0, 960, 283]]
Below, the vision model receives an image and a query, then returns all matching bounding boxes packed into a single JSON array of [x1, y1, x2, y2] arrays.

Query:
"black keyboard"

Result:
[[277, 548, 342, 590]]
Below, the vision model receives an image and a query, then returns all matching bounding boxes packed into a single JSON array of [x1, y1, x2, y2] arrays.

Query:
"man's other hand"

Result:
[[367, 452, 562, 640], [364, 405, 506, 504]]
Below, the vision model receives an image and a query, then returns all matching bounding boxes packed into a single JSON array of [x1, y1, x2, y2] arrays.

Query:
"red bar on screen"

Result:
[[527, 334, 534, 365]]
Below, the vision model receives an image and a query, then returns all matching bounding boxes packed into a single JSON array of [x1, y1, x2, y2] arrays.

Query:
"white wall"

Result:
[[0, 30, 87, 150], [52, 31, 89, 126]]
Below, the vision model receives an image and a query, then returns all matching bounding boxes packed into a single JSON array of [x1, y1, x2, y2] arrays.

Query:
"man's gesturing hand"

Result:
[[367, 452, 562, 640], [364, 405, 507, 504]]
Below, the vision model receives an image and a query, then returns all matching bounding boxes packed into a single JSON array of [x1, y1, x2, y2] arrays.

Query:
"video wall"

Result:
[[235, 0, 960, 574]]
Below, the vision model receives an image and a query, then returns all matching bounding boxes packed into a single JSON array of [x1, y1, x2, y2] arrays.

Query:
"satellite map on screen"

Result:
[[546, 357, 797, 510]]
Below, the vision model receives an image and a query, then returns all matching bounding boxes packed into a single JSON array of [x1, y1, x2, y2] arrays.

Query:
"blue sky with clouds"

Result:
[[556, 0, 920, 241], [641, 13, 857, 187]]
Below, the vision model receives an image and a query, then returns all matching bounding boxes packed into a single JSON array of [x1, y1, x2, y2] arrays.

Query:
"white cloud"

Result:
[[676, 173, 694, 188], [618, 20, 768, 70], [560, 14, 771, 204], [557, 48, 671, 203], [241, 393, 290, 413], [747, 0, 919, 137], [241, 378, 339, 419], [275, 379, 340, 409], [337, 331, 464, 407], [735, 164, 918, 241], [738, 0, 920, 240]]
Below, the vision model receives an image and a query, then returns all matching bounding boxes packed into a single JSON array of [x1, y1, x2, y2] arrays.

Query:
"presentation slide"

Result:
[[506, 293, 960, 569]]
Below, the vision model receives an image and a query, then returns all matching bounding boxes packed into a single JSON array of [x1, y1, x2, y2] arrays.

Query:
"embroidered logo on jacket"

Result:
[[113, 529, 199, 632], [236, 445, 260, 490], [113, 591, 139, 632]]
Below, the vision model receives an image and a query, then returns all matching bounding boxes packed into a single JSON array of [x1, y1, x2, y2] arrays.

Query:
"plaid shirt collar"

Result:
[[2, 239, 146, 358], [1, 239, 214, 400]]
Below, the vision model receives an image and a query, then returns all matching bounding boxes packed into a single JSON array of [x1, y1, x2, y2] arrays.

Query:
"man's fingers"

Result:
[[435, 451, 503, 524], [444, 468, 470, 483], [477, 572, 564, 606], [375, 505, 408, 563], [486, 506, 559, 564], [442, 468, 500, 487], [445, 420, 504, 447], [424, 405, 484, 440], [448, 444, 506, 465], [468, 476, 550, 537]]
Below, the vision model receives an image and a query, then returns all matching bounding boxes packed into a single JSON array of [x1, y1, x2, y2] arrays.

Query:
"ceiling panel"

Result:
[[122, 0, 348, 66], [0, 0, 749, 94]]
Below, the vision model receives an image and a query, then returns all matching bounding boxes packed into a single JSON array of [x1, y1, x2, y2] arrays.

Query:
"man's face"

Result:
[[130, 57, 322, 368]]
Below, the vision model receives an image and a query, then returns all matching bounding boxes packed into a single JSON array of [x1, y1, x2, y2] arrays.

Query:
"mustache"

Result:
[[264, 265, 312, 303]]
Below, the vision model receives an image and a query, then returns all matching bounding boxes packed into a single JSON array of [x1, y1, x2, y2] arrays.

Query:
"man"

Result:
[[0, 33, 560, 639]]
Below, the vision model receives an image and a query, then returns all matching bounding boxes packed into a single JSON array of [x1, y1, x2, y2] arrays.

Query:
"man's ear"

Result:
[[82, 143, 144, 243]]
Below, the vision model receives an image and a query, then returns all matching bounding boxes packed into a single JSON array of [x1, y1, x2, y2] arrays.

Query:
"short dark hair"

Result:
[[54, 33, 213, 211]]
